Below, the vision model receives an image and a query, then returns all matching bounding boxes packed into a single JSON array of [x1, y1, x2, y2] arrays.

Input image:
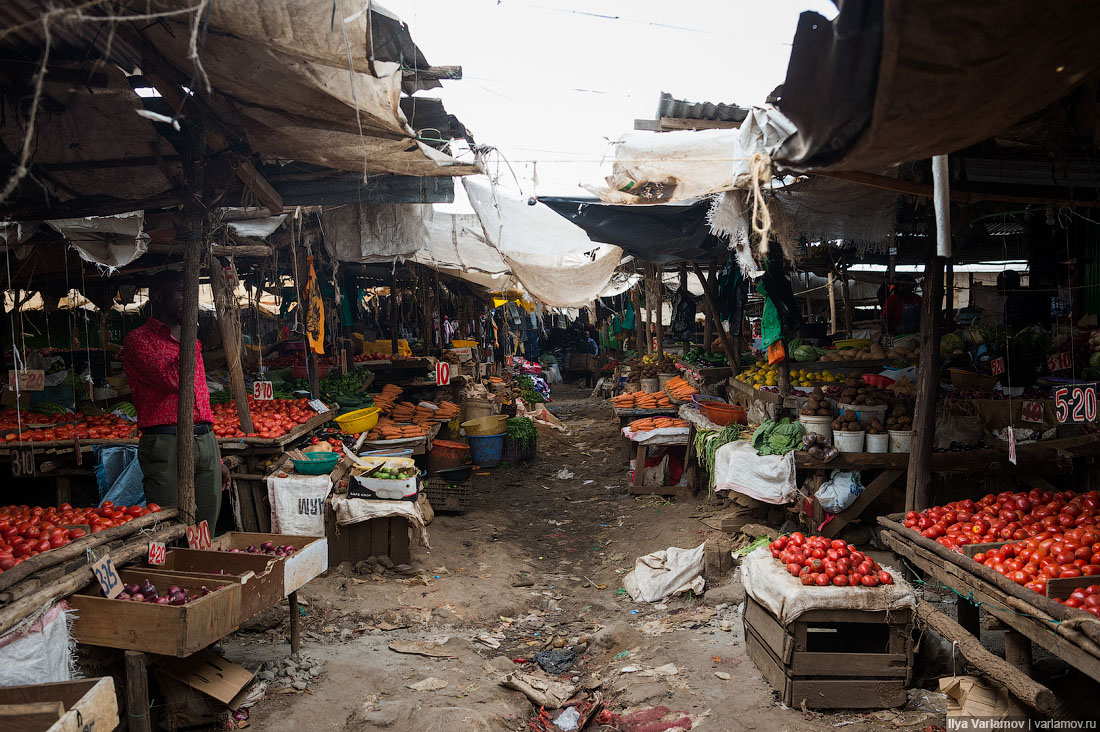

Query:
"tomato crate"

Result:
[[208, 532, 328, 595], [743, 596, 912, 709], [142, 548, 284, 621], [68, 569, 241, 657]]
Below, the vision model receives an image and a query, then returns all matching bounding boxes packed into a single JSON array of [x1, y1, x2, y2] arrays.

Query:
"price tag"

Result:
[[10, 445, 35, 478], [91, 554, 123, 598], [1053, 384, 1098, 424], [148, 541, 167, 565], [990, 357, 1005, 376], [1020, 401, 1045, 424], [881, 335, 894, 348], [252, 380, 274, 400], [1047, 352, 1072, 372], [435, 361, 451, 386], [308, 398, 328, 414], [186, 520, 212, 550], [1008, 428, 1017, 466], [7, 369, 45, 391]]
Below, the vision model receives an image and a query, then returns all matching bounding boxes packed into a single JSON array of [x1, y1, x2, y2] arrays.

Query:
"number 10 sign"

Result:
[[1054, 384, 1098, 424]]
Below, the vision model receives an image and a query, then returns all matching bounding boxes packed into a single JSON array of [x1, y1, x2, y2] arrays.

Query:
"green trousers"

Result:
[[137, 431, 222, 528]]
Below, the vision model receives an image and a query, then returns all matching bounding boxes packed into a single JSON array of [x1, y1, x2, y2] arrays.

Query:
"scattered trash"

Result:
[[501, 670, 576, 708], [595, 706, 693, 732], [406, 677, 448, 691], [638, 663, 678, 677], [583, 479, 594, 485], [623, 544, 706, 603], [534, 647, 576, 674], [620, 665, 640, 673], [388, 640, 456, 658], [555, 468, 574, 480], [714, 671, 731, 680], [613, 650, 630, 660], [554, 706, 580, 731]]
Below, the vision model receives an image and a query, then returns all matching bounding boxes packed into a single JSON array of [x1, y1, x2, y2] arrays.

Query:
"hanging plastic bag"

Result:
[[815, 470, 864, 514]]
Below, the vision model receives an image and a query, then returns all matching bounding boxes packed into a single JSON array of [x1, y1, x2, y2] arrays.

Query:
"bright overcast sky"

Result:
[[384, 0, 837, 200]]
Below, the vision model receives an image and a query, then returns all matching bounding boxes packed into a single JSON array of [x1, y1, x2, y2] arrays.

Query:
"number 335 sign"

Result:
[[1054, 384, 1098, 424]]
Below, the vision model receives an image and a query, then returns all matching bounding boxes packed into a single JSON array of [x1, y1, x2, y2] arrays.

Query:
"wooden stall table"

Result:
[[794, 434, 1100, 538], [614, 407, 679, 461], [0, 437, 139, 504], [624, 427, 692, 498], [360, 421, 441, 456]]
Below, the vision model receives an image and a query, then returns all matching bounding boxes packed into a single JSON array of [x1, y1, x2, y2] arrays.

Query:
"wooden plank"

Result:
[[788, 677, 907, 710], [370, 517, 391, 559], [388, 517, 411, 565], [820, 469, 903, 538], [880, 530, 1100, 683], [0, 678, 119, 732], [658, 117, 741, 131], [125, 651, 151, 732], [744, 622, 793, 705], [788, 651, 908, 678], [745, 597, 794, 665], [233, 479, 259, 532], [0, 702, 65, 732]]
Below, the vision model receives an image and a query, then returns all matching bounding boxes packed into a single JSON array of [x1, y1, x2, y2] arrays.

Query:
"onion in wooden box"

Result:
[[208, 532, 328, 595], [143, 548, 283, 621], [68, 569, 241, 657]]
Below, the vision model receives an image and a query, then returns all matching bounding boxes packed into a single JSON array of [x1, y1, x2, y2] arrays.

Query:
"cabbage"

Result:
[[940, 333, 964, 356], [1090, 351, 1100, 370]]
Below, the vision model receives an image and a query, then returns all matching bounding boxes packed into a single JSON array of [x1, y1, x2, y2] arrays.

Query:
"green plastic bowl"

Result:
[[291, 452, 340, 475]]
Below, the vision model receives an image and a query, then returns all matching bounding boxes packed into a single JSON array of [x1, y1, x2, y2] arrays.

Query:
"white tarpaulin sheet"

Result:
[[323, 204, 432, 263], [623, 543, 706, 603], [45, 211, 148, 270], [712, 440, 797, 504], [0, 602, 75, 685], [740, 547, 915, 625], [330, 495, 430, 549], [463, 179, 622, 307], [587, 106, 797, 204]]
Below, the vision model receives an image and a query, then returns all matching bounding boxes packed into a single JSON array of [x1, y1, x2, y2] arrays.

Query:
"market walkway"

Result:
[[222, 384, 941, 732]]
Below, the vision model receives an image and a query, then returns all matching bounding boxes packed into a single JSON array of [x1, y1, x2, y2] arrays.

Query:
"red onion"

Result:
[[154, 597, 170, 605]]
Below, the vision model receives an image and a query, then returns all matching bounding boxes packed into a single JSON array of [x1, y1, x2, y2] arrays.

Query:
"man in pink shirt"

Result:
[[123, 271, 226, 528]]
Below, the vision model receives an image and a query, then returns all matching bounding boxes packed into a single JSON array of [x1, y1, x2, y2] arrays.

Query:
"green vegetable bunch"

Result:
[[505, 417, 537, 448], [752, 418, 806, 456]]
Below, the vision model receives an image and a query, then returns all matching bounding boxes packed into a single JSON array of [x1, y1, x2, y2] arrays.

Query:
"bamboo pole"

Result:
[[176, 120, 203, 524], [631, 285, 643, 355], [702, 257, 715, 351], [906, 255, 946, 512], [209, 257, 253, 434], [689, 262, 736, 368], [827, 272, 837, 335]]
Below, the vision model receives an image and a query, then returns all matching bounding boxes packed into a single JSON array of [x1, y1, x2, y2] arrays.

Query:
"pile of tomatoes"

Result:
[[769, 533, 894, 588], [211, 397, 318, 439], [352, 352, 394, 363], [903, 488, 1100, 549], [1, 409, 137, 443], [1053, 584, 1100, 612], [0, 501, 162, 572], [971, 528, 1100, 596]]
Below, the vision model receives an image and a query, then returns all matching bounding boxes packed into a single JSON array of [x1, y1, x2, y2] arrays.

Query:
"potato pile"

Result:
[[837, 376, 888, 406], [799, 387, 834, 417], [867, 417, 887, 435], [832, 410, 863, 432], [885, 403, 913, 431], [886, 342, 917, 359], [819, 341, 917, 362]]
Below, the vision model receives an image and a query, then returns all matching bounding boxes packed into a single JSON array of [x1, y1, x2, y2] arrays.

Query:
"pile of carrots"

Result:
[[434, 401, 461, 421], [366, 416, 431, 441], [628, 416, 688, 432], [664, 376, 698, 401], [611, 391, 673, 409], [373, 384, 404, 414]]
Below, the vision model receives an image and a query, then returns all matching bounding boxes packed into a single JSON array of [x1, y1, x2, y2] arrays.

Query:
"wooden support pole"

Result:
[[209, 257, 254, 434], [679, 262, 691, 350], [945, 259, 955, 318], [421, 266, 433, 356], [1004, 630, 1033, 677], [125, 650, 151, 732], [632, 285, 643, 354], [289, 590, 301, 654], [689, 262, 737, 368], [653, 267, 665, 358], [905, 255, 945, 512], [777, 344, 791, 397], [390, 268, 399, 357], [827, 272, 837, 335], [703, 257, 715, 351], [434, 268, 443, 349], [841, 269, 853, 334], [176, 119, 203, 525], [803, 272, 813, 321]]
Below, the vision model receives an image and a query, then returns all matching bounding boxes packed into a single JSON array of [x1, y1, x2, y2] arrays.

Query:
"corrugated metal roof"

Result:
[[655, 92, 749, 123]]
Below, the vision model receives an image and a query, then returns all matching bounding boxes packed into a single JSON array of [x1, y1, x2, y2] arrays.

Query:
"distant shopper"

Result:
[[884, 275, 922, 333]]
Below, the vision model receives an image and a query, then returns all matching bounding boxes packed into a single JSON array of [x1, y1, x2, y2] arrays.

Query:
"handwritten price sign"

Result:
[[1047, 352, 1072, 373], [91, 554, 123, 598], [7, 369, 45, 391], [186, 520, 212, 550], [1054, 384, 1098, 424], [1020, 401, 1045, 424], [435, 361, 450, 386], [252, 381, 274, 400], [990, 358, 1005, 376], [148, 541, 167, 565]]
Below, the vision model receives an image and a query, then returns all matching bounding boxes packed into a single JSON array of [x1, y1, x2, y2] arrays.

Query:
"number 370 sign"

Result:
[[1054, 384, 1098, 424]]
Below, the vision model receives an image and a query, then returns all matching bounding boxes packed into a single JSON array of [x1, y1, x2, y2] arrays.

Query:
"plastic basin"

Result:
[[334, 406, 380, 434], [700, 401, 747, 426], [428, 439, 470, 474], [291, 452, 340, 474], [467, 433, 506, 468]]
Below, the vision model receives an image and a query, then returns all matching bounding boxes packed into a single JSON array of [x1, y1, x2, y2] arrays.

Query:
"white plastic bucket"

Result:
[[833, 430, 866, 453], [889, 429, 912, 453], [799, 415, 833, 443], [641, 378, 660, 393], [866, 432, 889, 454]]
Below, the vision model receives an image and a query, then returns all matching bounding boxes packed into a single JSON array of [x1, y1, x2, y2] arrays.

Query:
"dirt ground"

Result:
[[221, 382, 946, 732]]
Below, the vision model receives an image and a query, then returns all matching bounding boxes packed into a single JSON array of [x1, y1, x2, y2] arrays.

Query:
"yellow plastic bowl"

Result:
[[334, 406, 380, 434], [451, 339, 478, 348]]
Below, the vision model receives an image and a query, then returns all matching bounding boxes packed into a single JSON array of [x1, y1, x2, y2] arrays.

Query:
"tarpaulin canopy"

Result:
[[775, 0, 1100, 171], [538, 197, 726, 264]]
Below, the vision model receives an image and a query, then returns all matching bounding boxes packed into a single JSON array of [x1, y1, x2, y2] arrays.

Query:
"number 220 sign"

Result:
[[1053, 384, 1098, 424]]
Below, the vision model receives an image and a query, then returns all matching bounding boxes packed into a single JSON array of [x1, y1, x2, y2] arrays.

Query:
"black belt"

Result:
[[143, 423, 213, 435]]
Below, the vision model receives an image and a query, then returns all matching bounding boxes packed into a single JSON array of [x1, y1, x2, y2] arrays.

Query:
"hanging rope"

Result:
[[748, 152, 774, 255]]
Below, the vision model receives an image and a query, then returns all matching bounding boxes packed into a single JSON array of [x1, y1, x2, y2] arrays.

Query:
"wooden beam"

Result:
[[657, 117, 741, 131], [176, 120, 203, 525], [209, 257, 254, 434], [403, 64, 462, 81], [905, 255, 945, 512], [827, 272, 837, 335], [689, 261, 737, 367], [812, 169, 1100, 208]]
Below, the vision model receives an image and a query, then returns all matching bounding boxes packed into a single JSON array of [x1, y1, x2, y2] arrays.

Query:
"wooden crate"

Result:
[[0, 677, 118, 732], [743, 596, 911, 709], [143, 548, 284, 621], [68, 570, 241, 657], [324, 509, 410, 566], [209, 532, 328, 595], [1046, 575, 1100, 600], [961, 541, 1009, 559]]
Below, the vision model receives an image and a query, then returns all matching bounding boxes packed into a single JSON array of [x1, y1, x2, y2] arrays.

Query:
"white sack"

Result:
[[740, 547, 915, 625], [623, 543, 705, 603], [0, 602, 75, 685], [712, 440, 797, 504], [267, 473, 330, 535], [330, 495, 430, 549], [815, 470, 865, 514]]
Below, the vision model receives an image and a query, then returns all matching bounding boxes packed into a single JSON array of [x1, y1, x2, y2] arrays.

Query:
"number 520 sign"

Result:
[[1053, 384, 1098, 424]]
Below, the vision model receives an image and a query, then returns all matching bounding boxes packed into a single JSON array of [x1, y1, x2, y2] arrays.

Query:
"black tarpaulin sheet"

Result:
[[776, 0, 1100, 171], [538, 197, 724, 264]]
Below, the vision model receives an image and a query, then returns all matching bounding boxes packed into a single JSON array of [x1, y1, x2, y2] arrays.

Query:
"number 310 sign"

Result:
[[1054, 384, 1098, 424]]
